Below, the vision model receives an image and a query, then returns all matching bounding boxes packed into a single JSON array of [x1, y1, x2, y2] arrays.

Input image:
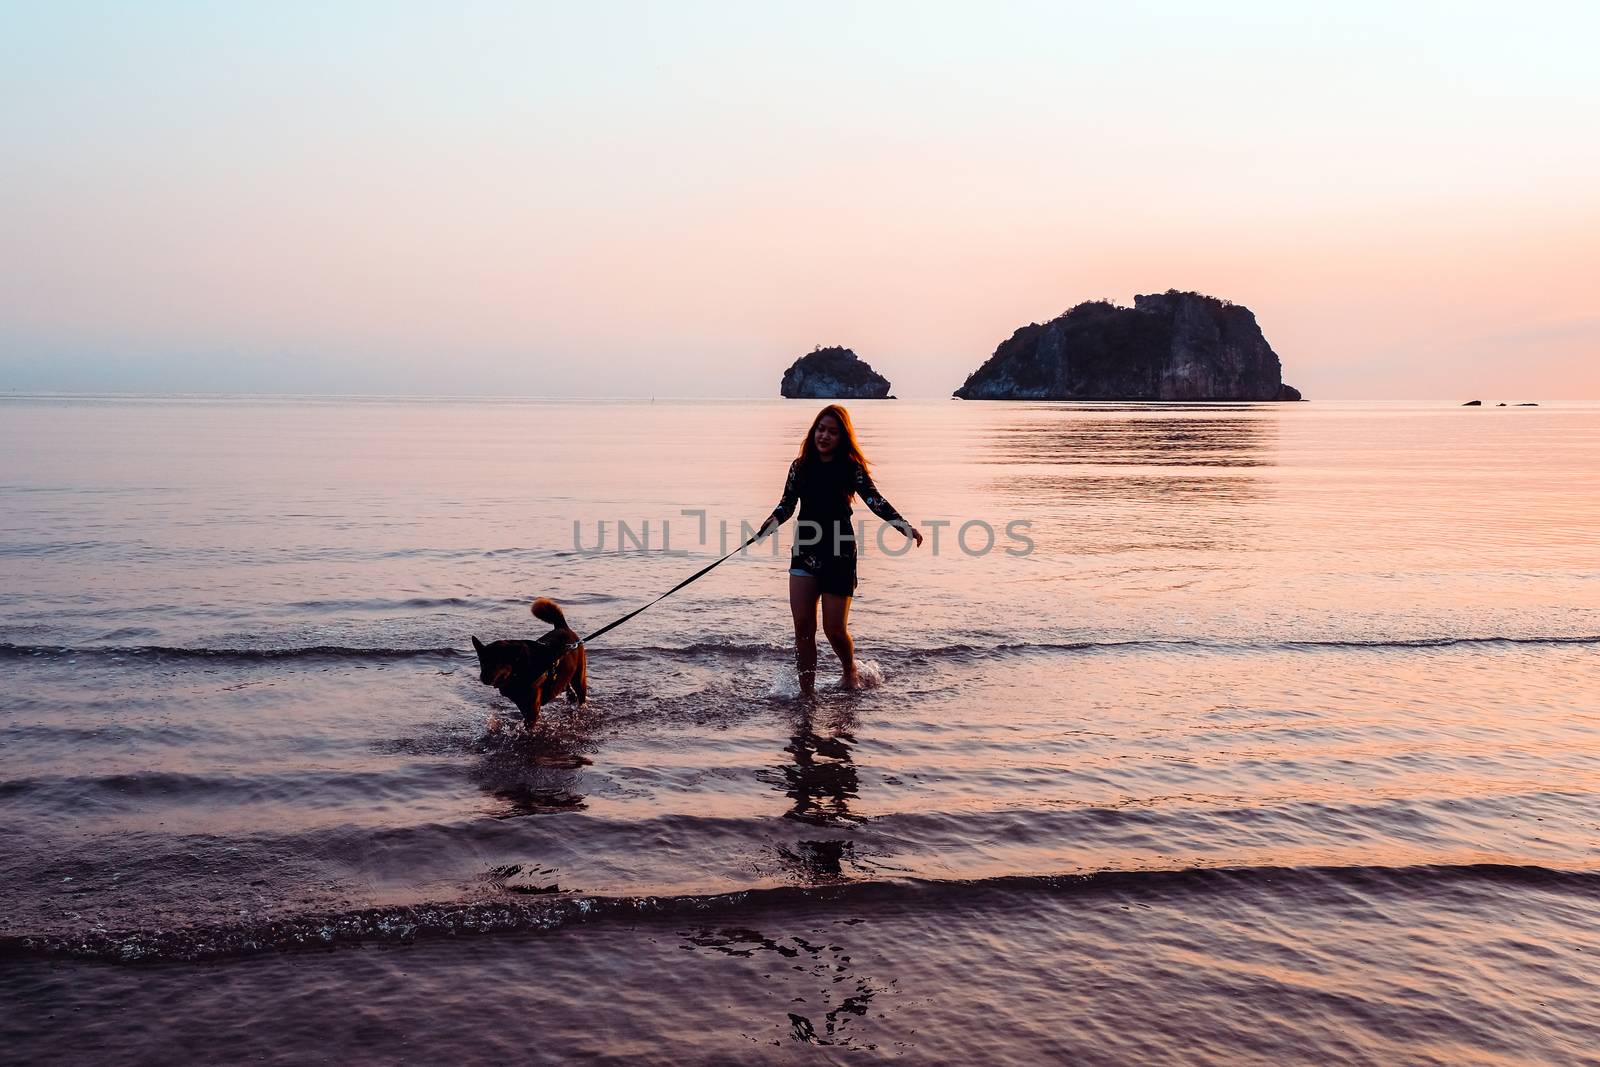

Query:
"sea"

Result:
[[2, 395, 1598, 1065]]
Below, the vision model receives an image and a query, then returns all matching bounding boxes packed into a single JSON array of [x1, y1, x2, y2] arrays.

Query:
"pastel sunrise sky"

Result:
[[3, 1, 1597, 399]]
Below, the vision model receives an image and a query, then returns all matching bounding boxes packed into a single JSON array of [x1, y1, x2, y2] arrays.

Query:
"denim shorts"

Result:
[[787, 550, 858, 598]]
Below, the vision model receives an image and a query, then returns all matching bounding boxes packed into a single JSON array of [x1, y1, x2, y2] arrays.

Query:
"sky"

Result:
[[2, 1, 1597, 400]]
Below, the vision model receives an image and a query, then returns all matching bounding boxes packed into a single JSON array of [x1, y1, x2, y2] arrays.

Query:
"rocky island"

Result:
[[780, 346, 893, 399], [953, 291, 1302, 401]]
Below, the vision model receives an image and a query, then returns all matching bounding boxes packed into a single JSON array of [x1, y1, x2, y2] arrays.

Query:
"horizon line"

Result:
[[1, 390, 1583, 405]]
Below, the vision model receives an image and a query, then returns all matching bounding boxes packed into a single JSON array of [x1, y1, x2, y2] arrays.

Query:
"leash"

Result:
[[579, 530, 763, 646]]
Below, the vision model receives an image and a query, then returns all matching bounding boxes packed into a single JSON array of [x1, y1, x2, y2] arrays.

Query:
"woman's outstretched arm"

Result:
[[854, 465, 919, 541], [760, 458, 801, 536]]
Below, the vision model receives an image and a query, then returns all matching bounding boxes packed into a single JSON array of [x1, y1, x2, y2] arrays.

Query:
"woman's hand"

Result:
[[910, 526, 924, 548]]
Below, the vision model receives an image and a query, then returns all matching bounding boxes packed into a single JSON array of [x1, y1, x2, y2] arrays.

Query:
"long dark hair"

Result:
[[797, 404, 871, 474]]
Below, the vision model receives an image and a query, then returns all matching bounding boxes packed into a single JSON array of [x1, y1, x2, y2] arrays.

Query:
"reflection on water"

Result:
[[991, 406, 1279, 468], [758, 705, 864, 885], [763, 705, 862, 827], [776, 838, 856, 880], [1028, 472, 1264, 504], [987, 408, 1278, 524], [679, 924, 886, 1049], [473, 731, 590, 819], [479, 785, 587, 819]]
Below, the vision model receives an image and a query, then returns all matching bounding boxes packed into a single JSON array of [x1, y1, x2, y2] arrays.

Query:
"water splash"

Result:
[[850, 659, 886, 689], [767, 667, 802, 699]]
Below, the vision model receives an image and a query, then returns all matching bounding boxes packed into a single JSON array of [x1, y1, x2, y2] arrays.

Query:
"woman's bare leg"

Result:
[[789, 574, 821, 698], [821, 593, 860, 688]]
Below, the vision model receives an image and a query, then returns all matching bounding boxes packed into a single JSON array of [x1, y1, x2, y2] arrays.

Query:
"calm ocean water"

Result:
[[3, 395, 1599, 1064]]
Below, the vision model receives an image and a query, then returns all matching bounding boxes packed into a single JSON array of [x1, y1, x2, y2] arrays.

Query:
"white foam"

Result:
[[767, 658, 888, 698], [767, 668, 803, 700], [851, 658, 886, 689]]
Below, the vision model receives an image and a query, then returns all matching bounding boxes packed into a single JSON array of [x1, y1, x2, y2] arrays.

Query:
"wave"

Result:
[[1282, 634, 1600, 650], [5, 631, 1598, 668], [281, 596, 479, 612], [5, 862, 1596, 964], [0, 642, 465, 663], [0, 540, 106, 557], [0, 764, 462, 807], [280, 592, 626, 613], [564, 633, 1600, 661]]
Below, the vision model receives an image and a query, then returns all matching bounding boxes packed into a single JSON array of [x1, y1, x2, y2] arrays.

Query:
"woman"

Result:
[[758, 405, 922, 696]]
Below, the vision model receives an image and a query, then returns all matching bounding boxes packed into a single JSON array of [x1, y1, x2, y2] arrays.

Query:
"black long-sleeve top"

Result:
[[763, 456, 913, 549]]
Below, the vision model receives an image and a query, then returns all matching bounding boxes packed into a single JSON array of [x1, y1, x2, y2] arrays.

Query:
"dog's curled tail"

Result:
[[531, 597, 569, 630]]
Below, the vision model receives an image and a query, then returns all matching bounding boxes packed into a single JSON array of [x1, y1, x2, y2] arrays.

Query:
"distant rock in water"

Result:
[[1463, 400, 1483, 406], [780, 346, 892, 399], [953, 291, 1302, 401]]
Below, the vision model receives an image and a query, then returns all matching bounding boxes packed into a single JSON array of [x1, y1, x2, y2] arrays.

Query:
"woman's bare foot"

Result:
[[840, 668, 863, 690]]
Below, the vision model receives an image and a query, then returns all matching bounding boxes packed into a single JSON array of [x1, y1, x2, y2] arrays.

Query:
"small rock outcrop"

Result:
[[780, 346, 891, 399], [1463, 400, 1482, 406], [953, 291, 1301, 401]]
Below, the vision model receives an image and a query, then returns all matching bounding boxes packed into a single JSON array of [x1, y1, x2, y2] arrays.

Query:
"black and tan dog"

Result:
[[471, 598, 587, 730]]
